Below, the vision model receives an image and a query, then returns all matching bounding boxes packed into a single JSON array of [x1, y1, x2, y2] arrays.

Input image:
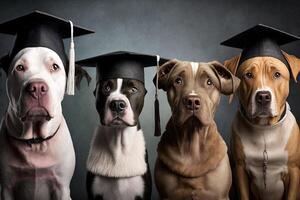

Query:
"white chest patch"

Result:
[[233, 105, 295, 200], [86, 125, 147, 177], [92, 175, 144, 200], [190, 62, 199, 77]]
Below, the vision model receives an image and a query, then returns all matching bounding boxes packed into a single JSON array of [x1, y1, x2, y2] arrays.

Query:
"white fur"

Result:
[[104, 78, 135, 125], [0, 47, 75, 199], [190, 62, 199, 77], [86, 125, 147, 177], [250, 87, 277, 117], [6, 47, 66, 139], [189, 90, 197, 95], [92, 175, 144, 200], [233, 103, 294, 200]]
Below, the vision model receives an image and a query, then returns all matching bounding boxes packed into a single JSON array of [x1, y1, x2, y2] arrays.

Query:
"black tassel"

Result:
[[154, 55, 161, 137], [154, 98, 161, 136]]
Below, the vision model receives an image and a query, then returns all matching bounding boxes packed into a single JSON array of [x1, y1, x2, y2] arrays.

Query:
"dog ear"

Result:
[[223, 55, 241, 102], [153, 59, 178, 91], [75, 64, 92, 90], [208, 61, 240, 95], [223, 55, 241, 75], [282, 51, 300, 82]]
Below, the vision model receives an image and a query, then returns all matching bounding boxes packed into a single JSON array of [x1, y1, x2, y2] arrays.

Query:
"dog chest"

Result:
[[87, 126, 147, 177], [234, 110, 296, 200], [91, 175, 144, 200]]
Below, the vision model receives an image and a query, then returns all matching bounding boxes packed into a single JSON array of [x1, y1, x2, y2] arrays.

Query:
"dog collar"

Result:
[[5, 124, 60, 146]]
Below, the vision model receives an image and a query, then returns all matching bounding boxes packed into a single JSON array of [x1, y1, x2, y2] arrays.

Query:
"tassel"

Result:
[[66, 20, 75, 95], [154, 55, 161, 137]]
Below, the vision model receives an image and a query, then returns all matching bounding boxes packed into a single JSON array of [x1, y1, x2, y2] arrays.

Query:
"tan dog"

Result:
[[154, 59, 240, 200], [225, 52, 300, 200]]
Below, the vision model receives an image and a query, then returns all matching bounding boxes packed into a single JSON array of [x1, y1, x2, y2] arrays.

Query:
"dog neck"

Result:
[[86, 123, 147, 177], [0, 109, 69, 169], [171, 118, 211, 156], [157, 117, 227, 177], [4, 104, 62, 151]]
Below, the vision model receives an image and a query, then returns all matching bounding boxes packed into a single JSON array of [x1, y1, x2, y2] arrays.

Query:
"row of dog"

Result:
[[0, 10, 300, 200]]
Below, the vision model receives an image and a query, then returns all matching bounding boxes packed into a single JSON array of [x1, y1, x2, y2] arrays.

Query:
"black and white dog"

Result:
[[86, 78, 151, 200]]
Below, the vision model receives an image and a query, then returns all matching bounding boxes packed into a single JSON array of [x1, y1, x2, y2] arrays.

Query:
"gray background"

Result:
[[0, 0, 300, 199]]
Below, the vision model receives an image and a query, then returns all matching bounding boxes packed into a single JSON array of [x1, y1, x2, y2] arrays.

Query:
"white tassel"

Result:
[[66, 20, 75, 95], [155, 55, 160, 99]]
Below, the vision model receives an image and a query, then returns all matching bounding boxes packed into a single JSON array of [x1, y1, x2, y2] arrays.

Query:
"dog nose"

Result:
[[255, 91, 271, 106], [183, 96, 201, 111], [109, 100, 126, 113], [25, 81, 49, 99]]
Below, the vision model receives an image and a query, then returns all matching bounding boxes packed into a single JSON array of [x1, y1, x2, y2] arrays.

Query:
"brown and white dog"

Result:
[[154, 59, 240, 200], [0, 47, 89, 200], [224, 52, 300, 200]]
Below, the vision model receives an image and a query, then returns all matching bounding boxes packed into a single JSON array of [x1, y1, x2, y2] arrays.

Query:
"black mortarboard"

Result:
[[76, 51, 169, 83], [0, 10, 94, 95], [221, 24, 300, 68]]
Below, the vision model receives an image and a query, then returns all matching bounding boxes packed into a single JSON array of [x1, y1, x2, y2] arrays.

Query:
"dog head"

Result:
[[94, 78, 147, 127], [155, 59, 239, 127], [3, 47, 90, 139], [5, 47, 66, 139], [224, 51, 300, 125]]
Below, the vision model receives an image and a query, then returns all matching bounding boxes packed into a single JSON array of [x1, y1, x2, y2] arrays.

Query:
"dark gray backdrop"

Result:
[[0, 0, 300, 199]]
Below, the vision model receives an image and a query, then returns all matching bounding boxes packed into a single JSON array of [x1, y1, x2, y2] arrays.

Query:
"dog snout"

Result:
[[109, 100, 126, 114], [183, 95, 201, 111], [255, 91, 271, 106], [25, 81, 49, 99]]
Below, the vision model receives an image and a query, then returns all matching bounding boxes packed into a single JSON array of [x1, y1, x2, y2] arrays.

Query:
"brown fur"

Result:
[[157, 119, 227, 177], [154, 59, 239, 200], [237, 57, 289, 125], [224, 53, 300, 200]]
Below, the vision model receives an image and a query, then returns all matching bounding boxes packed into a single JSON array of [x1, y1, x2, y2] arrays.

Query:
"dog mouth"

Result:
[[180, 116, 205, 130], [176, 110, 209, 127], [250, 107, 274, 119], [20, 107, 53, 122], [107, 116, 135, 127], [180, 108, 202, 121]]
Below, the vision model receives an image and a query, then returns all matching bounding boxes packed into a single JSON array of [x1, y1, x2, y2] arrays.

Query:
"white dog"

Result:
[[0, 47, 89, 200]]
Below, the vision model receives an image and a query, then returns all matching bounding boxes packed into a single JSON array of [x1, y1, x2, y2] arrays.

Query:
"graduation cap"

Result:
[[0, 10, 94, 95], [76, 51, 169, 136], [76, 51, 169, 83], [221, 24, 300, 69]]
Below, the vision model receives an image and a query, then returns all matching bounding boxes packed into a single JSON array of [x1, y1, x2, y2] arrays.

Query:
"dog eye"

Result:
[[174, 76, 183, 85], [15, 64, 25, 72], [274, 72, 281, 79], [129, 87, 138, 94], [50, 64, 60, 72], [245, 72, 254, 79], [207, 78, 213, 86], [104, 84, 111, 92]]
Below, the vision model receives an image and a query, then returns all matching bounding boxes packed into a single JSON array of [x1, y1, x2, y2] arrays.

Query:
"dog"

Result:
[[154, 59, 240, 200], [86, 78, 151, 200], [224, 52, 300, 200], [0, 47, 89, 200]]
